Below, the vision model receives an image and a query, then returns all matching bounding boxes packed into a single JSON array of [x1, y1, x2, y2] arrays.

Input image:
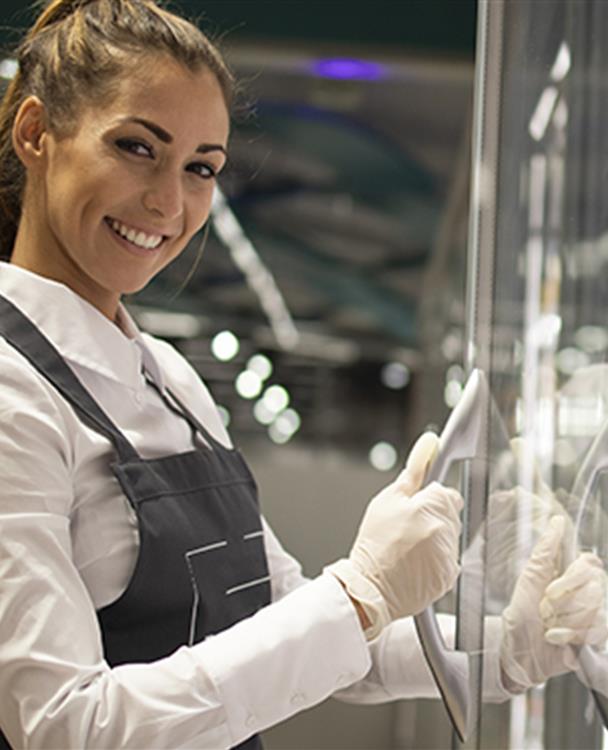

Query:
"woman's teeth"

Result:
[[109, 219, 163, 250]]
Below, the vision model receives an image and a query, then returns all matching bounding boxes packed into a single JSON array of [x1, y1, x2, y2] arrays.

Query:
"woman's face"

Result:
[[18, 56, 230, 318]]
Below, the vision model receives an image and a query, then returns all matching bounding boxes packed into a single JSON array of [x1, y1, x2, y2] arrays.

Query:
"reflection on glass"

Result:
[[454, 0, 608, 747]]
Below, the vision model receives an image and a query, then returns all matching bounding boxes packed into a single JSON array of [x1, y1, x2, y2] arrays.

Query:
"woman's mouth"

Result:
[[105, 217, 165, 251]]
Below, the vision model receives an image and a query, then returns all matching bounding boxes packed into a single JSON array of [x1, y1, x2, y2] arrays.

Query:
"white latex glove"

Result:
[[500, 516, 607, 692], [476, 437, 575, 610], [482, 484, 574, 605], [326, 432, 463, 640], [541, 553, 607, 648]]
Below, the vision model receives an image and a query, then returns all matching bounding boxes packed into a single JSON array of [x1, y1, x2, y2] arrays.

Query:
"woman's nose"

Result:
[[142, 170, 183, 221]]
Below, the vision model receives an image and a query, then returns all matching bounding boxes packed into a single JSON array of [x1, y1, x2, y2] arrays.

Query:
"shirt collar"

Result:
[[115, 305, 166, 390], [0, 262, 165, 391]]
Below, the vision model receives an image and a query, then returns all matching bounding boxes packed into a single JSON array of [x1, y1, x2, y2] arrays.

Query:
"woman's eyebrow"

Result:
[[123, 117, 227, 155]]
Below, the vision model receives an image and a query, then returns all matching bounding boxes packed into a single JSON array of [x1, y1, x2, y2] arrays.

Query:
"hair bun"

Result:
[[30, 0, 101, 34]]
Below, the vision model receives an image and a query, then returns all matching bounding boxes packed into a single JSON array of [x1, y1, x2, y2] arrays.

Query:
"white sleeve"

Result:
[[261, 515, 511, 706], [0, 354, 372, 750], [262, 516, 309, 599], [331, 614, 511, 705], [261, 516, 511, 706]]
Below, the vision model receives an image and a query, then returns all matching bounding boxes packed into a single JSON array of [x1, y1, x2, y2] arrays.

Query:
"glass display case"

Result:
[[467, 0, 608, 746], [404, 1, 608, 747]]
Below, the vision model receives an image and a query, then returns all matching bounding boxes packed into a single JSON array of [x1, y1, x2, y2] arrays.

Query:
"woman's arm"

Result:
[[0, 350, 372, 749]]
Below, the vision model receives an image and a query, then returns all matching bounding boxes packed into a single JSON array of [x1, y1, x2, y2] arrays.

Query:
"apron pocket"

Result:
[[185, 530, 271, 642]]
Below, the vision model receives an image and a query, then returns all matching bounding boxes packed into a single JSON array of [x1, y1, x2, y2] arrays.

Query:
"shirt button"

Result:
[[134, 391, 144, 406], [245, 714, 257, 729], [290, 692, 306, 707]]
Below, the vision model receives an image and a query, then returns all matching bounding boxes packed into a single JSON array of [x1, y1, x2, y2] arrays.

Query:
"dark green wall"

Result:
[[0, 1, 476, 56]]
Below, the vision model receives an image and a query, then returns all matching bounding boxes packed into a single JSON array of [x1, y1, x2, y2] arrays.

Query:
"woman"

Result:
[[0, 1, 601, 748]]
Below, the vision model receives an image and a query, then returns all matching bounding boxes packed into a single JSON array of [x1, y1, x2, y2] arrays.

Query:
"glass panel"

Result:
[[463, 0, 608, 747]]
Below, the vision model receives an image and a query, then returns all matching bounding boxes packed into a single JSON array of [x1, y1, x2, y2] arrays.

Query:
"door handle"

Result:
[[413, 368, 491, 742]]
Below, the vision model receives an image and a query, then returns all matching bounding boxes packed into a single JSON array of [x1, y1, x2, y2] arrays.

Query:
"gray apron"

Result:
[[0, 294, 270, 750]]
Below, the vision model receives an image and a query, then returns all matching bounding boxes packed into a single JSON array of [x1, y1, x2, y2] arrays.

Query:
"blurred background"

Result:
[[0, 2, 477, 747], [127, 0, 477, 470]]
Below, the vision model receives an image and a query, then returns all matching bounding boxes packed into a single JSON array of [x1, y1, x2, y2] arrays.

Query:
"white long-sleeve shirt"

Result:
[[0, 262, 508, 749]]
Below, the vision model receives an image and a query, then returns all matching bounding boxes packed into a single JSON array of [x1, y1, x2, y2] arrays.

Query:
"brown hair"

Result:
[[0, 0, 234, 260]]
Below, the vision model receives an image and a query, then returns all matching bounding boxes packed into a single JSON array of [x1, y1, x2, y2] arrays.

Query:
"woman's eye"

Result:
[[187, 161, 217, 180], [115, 138, 154, 158]]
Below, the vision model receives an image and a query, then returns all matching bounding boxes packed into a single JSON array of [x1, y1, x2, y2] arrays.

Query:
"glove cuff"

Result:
[[325, 558, 390, 641]]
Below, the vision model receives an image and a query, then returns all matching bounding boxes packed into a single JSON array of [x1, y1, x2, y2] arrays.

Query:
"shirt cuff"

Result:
[[192, 572, 372, 746], [344, 613, 511, 705], [324, 558, 390, 641]]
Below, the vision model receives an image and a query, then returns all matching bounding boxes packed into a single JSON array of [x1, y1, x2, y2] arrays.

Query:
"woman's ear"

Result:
[[12, 96, 48, 168]]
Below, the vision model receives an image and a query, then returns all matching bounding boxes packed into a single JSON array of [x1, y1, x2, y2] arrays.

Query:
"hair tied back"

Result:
[[29, 0, 100, 35], [0, 0, 234, 262]]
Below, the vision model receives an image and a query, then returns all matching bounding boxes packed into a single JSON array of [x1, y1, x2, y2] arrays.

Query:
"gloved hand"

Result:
[[500, 515, 607, 692], [326, 432, 464, 640], [474, 437, 575, 609], [482, 484, 574, 604], [541, 552, 607, 648]]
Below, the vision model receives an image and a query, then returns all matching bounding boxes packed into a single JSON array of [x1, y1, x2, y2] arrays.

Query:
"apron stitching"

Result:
[[225, 576, 271, 596], [131, 477, 254, 503], [186, 540, 228, 555], [243, 530, 264, 540], [184, 554, 201, 647]]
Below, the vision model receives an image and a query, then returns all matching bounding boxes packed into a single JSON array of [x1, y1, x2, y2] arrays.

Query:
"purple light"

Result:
[[311, 58, 386, 81]]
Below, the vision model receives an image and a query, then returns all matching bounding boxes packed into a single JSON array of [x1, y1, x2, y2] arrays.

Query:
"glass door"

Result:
[[460, 0, 608, 747]]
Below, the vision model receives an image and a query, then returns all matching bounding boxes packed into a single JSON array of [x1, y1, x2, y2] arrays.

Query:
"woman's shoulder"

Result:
[[0, 336, 76, 466], [0, 336, 81, 432], [0, 335, 72, 412]]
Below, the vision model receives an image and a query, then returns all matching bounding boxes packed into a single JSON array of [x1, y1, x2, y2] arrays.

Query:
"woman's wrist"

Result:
[[326, 561, 382, 640], [348, 592, 372, 630], [324, 559, 390, 640]]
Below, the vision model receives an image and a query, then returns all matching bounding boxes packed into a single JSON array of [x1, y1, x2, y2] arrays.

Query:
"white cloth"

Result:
[[0, 262, 509, 750]]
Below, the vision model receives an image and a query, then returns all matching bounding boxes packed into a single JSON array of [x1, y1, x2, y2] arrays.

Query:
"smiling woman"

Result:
[[11, 58, 229, 317], [0, 3, 230, 319], [0, 1, 233, 261]]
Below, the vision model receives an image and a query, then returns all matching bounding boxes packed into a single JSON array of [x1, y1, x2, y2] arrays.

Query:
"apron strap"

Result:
[[0, 294, 140, 463], [143, 373, 228, 452]]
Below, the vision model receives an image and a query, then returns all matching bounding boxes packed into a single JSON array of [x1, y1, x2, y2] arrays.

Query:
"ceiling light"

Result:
[[550, 42, 571, 82], [529, 86, 559, 142], [446, 364, 465, 385], [381, 362, 410, 390], [211, 330, 240, 361], [247, 354, 273, 381], [369, 441, 398, 472], [262, 385, 290, 414], [312, 58, 386, 81], [253, 399, 276, 425], [0, 59, 17, 80], [274, 408, 301, 437], [212, 189, 299, 350], [268, 423, 292, 444], [235, 370, 263, 399], [444, 380, 463, 408]]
